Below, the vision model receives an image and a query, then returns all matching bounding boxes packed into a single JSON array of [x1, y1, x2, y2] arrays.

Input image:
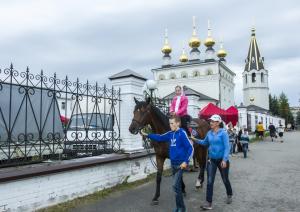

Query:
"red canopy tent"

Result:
[[225, 106, 239, 126], [198, 103, 229, 123]]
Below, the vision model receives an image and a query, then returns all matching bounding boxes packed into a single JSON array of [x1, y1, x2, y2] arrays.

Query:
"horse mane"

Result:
[[134, 100, 170, 130], [150, 104, 170, 130]]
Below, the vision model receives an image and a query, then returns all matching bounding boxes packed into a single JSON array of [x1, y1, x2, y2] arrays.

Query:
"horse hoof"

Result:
[[151, 200, 159, 205]]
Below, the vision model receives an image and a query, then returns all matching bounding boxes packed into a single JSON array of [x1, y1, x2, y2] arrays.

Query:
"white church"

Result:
[[152, 18, 235, 118]]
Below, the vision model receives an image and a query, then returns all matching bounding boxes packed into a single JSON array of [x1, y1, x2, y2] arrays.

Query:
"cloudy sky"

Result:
[[0, 0, 299, 106]]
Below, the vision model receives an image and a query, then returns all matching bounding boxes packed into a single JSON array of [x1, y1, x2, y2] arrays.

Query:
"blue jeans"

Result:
[[172, 165, 185, 211], [233, 142, 236, 153], [242, 143, 248, 158], [229, 141, 234, 154], [206, 159, 233, 203]]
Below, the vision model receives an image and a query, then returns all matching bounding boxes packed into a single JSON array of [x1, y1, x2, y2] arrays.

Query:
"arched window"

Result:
[[181, 72, 188, 78], [169, 73, 176, 79], [207, 69, 213, 75], [158, 74, 165, 80], [252, 73, 256, 83], [261, 73, 264, 83], [245, 74, 248, 84], [193, 71, 200, 77]]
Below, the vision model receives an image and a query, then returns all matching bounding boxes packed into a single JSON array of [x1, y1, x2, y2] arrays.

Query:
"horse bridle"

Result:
[[131, 108, 151, 133]]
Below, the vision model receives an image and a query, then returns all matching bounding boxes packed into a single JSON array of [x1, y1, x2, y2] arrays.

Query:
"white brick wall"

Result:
[[110, 76, 146, 153], [0, 155, 170, 212]]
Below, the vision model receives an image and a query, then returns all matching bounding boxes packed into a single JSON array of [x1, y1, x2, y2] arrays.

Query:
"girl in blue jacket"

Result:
[[191, 114, 233, 210], [141, 115, 193, 212]]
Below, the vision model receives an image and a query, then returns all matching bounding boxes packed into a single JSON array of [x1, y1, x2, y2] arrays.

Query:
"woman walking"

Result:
[[191, 114, 233, 210]]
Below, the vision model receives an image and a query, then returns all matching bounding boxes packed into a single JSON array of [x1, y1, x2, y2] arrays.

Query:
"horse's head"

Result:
[[129, 97, 152, 135]]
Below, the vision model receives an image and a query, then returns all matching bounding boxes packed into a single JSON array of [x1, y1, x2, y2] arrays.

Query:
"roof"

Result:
[[109, 69, 147, 81], [246, 104, 269, 113], [152, 60, 218, 72], [244, 29, 265, 72], [164, 85, 217, 101]]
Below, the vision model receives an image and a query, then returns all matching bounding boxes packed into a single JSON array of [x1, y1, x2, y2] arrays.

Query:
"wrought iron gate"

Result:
[[0, 64, 121, 167]]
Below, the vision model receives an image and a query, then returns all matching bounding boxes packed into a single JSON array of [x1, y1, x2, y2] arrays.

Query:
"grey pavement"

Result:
[[72, 131, 300, 212]]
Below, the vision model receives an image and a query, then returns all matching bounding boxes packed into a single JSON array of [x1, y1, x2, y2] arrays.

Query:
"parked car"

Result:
[[65, 113, 114, 152]]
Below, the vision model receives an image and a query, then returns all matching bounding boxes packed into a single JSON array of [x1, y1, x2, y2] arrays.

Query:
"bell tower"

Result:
[[243, 28, 269, 110]]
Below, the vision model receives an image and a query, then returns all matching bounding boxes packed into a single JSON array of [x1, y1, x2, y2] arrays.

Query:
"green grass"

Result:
[[249, 132, 270, 143], [37, 169, 172, 212]]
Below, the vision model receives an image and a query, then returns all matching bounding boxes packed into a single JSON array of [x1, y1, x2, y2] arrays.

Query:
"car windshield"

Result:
[[68, 113, 113, 130]]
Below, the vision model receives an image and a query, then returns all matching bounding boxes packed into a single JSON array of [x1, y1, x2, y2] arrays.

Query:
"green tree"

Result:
[[296, 111, 300, 125], [269, 94, 279, 116], [278, 92, 293, 125]]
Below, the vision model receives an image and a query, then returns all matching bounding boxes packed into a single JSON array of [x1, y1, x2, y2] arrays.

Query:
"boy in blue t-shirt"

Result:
[[141, 115, 193, 212]]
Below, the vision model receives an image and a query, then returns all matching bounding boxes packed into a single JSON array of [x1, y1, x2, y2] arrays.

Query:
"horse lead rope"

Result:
[[140, 129, 158, 170]]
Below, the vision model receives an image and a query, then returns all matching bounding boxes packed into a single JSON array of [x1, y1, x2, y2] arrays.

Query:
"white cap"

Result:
[[209, 114, 222, 122]]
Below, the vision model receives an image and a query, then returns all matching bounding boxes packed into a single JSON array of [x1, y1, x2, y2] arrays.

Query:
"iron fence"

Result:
[[152, 97, 171, 115], [144, 91, 171, 116], [0, 64, 121, 167]]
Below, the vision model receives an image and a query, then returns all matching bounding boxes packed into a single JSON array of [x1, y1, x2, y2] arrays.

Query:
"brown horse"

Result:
[[128, 97, 210, 205]]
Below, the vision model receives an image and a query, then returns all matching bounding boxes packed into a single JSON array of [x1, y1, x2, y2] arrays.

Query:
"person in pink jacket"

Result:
[[170, 85, 190, 136]]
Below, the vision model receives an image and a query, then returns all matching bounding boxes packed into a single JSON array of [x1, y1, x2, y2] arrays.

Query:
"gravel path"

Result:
[[73, 131, 300, 212]]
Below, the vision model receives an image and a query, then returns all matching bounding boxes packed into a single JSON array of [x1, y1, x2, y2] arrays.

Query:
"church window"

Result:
[[246, 74, 248, 83], [181, 72, 188, 78], [170, 73, 176, 79], [252, 57, 255, 63], [252, 73, 256, 83], [159, 74, 165, 80], [193, 71, 200, 77], [261, 73, 264, 83], [207, 69, 213, 75]]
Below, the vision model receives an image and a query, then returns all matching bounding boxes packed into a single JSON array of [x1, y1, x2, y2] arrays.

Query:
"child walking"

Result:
[[240, 129, 250, 158], [141, 115, 193, 212]]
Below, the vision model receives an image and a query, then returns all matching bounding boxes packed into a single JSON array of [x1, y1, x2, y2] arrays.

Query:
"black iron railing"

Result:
[[0, 64, 121, 167]]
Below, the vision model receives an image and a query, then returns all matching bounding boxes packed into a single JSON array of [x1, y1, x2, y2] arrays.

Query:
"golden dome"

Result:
[[161, 28, 172, 54], [217, 49, 227, 58], [179, 54, 188, 63], [161, 44, 172, 54], [205, 37, 215, 47], [179, 47, 188, 62], [217, 41, 227, 58], [205, 20, 215, 47], [189, 36, 201, 48], [189, 16, 201, 48]]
